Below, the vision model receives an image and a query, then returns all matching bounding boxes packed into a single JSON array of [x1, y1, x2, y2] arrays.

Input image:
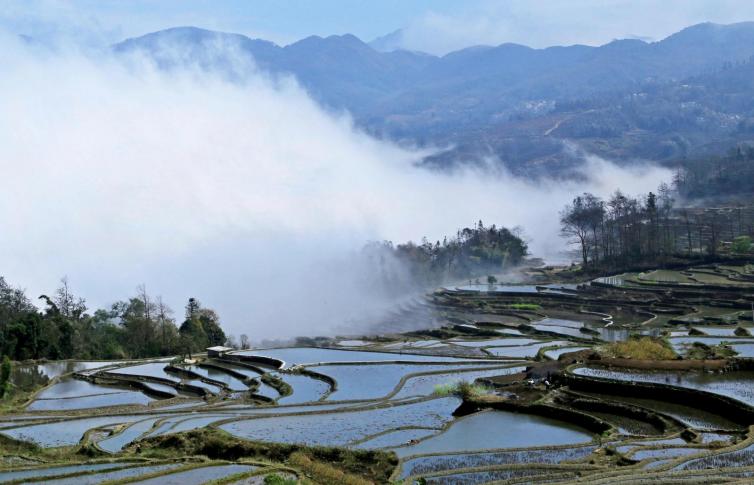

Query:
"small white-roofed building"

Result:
[[206, 345, 233, 358]]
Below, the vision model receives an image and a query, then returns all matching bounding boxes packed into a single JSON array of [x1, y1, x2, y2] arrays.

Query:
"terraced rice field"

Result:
[[7, 264, 754, 483]]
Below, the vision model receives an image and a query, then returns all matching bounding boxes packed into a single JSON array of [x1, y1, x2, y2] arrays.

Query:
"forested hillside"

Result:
[[675, 144, 754, 200]]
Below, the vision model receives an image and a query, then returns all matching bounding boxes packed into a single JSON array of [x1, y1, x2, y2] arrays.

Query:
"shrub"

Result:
[[732, 236, 752, 253], [433, 383, 455, 396], [264, 474, 297, 485], [599, 337, 676, 360], [289, 452, 370, 485], [433, 379, 489, 399]]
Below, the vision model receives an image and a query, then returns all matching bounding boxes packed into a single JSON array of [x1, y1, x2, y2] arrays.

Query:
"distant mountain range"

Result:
[[115, 22, 754, 175]]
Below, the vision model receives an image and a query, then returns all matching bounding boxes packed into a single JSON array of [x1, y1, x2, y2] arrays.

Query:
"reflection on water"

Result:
[[184, 365, 248, 391], [11, 361, 118, 391], [11, 365, 51, 391]]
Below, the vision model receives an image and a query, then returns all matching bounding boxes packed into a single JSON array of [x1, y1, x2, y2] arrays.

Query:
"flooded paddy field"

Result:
[[218, 397, 464, 446], [312, 362, 517, 401], [9, 361, 124, 392], [33, 376, 127, 399], [27, 390, 154, 411], [0, 462, 133, 482], [484, 340, 575, 358], [392, 410, 593, 457], [235, 346, 488, 365], [420, 468, 574, 484], [272, 372, 331, 404], [575, 391, 743, 430], [397, 444, 597, 479], [572, 366, 754, 407], [129, 464, 258, 485], [8, 263, 754, 483], [109, 362, 182, 381], [37, 463, 185, 485]]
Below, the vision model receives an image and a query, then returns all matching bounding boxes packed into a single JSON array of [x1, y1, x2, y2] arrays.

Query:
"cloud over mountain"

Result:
[[0, 30, 671, 339]]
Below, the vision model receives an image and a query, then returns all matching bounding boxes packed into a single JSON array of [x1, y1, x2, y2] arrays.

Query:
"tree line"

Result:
[[560, 182, 754, 270], [560, 186, 675, 268], [0, 277, 246, 362]]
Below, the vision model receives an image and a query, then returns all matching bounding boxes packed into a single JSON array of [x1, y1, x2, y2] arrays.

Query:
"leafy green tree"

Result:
[[177, 298, 226, 355], [179, 298, 209, 356], [0, 277, 35, 359], [732, 235, 752, 253], [0, 274, 210, 361], [179, 318, 207, 356], [198, 308, 226, 346]]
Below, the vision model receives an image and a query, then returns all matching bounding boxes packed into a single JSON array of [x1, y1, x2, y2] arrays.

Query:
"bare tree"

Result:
[[226, 334, 239, 349], [54, 276, 86, 319], [137, 284, 152, 321], [240, 334, 250, 350], [560, 194, 601, 267]]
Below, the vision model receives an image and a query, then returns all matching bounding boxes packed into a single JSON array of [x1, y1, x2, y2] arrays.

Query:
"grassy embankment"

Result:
[[129, 428, 397, 484]]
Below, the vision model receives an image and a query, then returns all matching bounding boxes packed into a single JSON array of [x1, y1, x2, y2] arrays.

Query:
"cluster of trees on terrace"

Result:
[[0, 277, 243, 362], [560, 181, 754, 270], [365, 221, 528, 287], [560, 186, 679, 268]]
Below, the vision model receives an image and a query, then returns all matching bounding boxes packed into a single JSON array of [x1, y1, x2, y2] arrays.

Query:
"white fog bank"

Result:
[[0, 34, 672, 339]]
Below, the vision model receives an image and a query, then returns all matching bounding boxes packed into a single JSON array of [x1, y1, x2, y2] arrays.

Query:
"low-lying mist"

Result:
[[0, 33, 672, 341]]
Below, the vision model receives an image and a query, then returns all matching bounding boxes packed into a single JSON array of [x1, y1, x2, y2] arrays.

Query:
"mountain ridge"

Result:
[[114, 22, 754, 174]]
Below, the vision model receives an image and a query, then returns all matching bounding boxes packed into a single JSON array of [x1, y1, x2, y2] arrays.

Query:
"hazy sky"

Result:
[[0, 30, 670, 338], [4, 0, 754, 53]]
